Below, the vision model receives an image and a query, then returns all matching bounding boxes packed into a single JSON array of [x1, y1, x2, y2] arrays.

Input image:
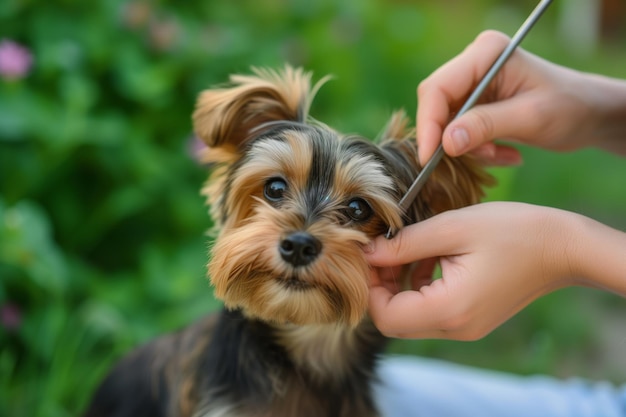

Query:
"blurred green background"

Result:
[[1, 0, 625, 416]]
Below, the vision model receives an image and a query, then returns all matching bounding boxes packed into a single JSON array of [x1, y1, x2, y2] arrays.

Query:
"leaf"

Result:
[[0, 200, 68, 296]]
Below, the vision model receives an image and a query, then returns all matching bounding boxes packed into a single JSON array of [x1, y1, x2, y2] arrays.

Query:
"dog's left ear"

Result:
[[193, 66, 326, 152], [378, 111, 494, 223]]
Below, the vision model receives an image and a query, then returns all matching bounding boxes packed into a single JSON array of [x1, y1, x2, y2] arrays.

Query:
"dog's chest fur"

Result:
[[193, 309, 385, 417]]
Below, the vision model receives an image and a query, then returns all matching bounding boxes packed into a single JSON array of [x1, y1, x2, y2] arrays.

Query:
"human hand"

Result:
[[416, 30, 626, 166], [366, 202, 585, 340]]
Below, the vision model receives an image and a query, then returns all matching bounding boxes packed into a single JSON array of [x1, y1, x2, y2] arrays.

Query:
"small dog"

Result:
[[83, 66, 492, 417]]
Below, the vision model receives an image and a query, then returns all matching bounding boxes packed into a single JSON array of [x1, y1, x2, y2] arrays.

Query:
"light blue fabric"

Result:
[[375, 356, 626, 417]]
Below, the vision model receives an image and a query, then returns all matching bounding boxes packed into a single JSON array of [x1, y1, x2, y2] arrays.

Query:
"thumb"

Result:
[[442, 96, 533, 156]]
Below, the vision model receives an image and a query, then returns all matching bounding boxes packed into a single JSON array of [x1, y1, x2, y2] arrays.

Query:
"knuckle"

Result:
[[438, 311, 471, 334], [458, 326, 489, 341], [380, 329, 401, 338], [442, 316, 490, 341], [373, 316, 402, 337], [436, 304, 488, 341], [416, 78, 433, 98], [474, 30, 511, 48]]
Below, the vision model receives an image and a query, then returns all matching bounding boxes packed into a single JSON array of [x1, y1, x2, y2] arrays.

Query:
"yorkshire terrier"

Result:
[[83, 66, 492, 417]]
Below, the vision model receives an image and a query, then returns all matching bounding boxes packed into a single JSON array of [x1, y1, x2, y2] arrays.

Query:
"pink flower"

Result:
[[0, 39, 33, 80], [149, 18, 180, 51], [121, 1, 152, 29]]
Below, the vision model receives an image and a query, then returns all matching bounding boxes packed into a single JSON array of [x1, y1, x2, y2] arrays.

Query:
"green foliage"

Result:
[[1, 1, 625, 416]]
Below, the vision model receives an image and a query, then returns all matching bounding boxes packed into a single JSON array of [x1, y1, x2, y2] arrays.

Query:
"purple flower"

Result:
[[188, 134, 210, 165], [0, 39, 33, 80], [1, 303, 22, 331]]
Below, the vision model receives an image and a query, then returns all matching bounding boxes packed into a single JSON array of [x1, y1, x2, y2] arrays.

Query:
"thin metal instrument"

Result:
[[386, 0, 553, 239]]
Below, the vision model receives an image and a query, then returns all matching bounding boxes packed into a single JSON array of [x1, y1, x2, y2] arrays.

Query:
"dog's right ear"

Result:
[[193, 66, 326, 154], [378, 111, 495, 225]]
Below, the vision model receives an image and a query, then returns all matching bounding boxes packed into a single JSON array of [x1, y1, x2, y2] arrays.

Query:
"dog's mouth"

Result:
[[277, 275, 314, 291]]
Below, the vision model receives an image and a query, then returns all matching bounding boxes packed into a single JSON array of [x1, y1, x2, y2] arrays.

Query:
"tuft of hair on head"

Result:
[[192, 66, 331, 152], [377, 110, 415, 144]]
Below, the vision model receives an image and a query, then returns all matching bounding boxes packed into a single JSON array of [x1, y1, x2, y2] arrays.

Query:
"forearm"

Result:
[[569, 213, 626, 296]]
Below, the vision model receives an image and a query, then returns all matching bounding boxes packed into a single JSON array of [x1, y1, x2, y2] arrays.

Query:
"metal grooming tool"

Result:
[[386, 0, 553, 239]]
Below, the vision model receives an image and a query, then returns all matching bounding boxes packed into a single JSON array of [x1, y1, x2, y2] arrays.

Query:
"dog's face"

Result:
[[193, 67, 491, 327]]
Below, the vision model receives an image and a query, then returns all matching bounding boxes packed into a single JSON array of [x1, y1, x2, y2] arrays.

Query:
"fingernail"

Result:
[[450, 127, 469, 154]]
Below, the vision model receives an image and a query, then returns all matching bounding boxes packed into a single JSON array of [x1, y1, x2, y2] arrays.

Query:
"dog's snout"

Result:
[[279, 232, 321, 267]]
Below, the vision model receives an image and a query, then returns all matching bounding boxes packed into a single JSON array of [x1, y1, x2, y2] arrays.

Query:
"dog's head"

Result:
[[193, 66, 492, 327]]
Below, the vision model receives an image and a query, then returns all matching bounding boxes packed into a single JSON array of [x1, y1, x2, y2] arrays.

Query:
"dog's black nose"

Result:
[[279, 232, 321, 267]]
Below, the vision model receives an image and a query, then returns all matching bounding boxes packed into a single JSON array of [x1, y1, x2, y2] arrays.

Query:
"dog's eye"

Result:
[[345, 198, 372, 222], [264, 178, 287, 202]]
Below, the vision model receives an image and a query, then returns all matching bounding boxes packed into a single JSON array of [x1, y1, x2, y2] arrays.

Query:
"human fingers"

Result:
[[416, 30, 512, 165], [369, 265, 404, 293], [369, 277, 486, 340], [470, 143, 523, 166], [369, 256, 525, 340], [410, 257, 438, 290], [366, 212, 466, 267], [368, 283, 439, 337]]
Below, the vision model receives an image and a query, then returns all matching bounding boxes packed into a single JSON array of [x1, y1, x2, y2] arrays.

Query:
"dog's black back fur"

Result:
[[83, 310, 386, 417], [82, 337, 172, 417]]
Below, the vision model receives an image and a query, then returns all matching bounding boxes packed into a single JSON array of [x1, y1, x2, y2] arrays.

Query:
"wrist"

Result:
[[537, 208, 586, 290], [563, 211, 626, 296], [582, 72, 626, 156]]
